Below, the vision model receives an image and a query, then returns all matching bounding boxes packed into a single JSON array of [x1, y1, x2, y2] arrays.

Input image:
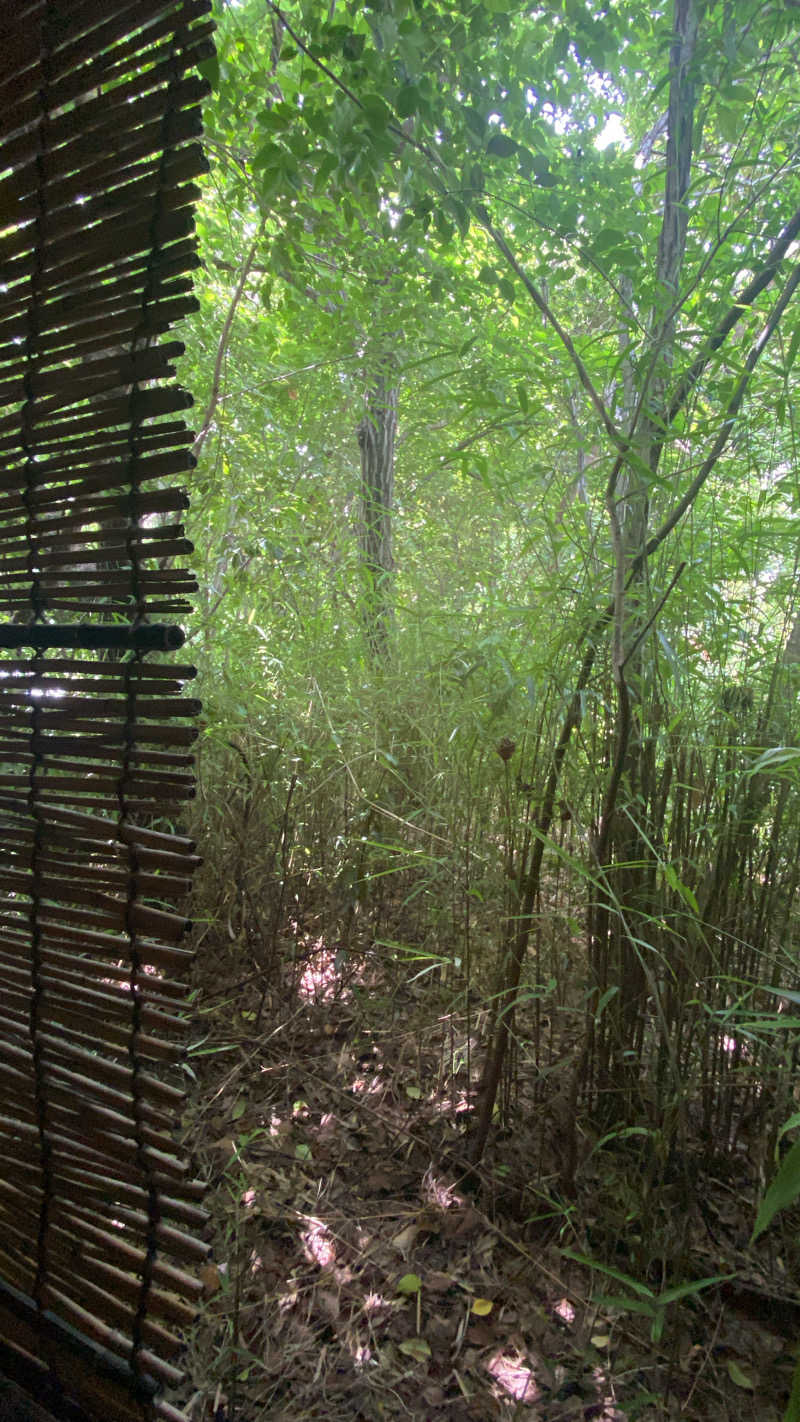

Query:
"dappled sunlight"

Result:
[[421, 1168, 462, 1211], [348, 1068, 385, 1095], [362, 1291, 389, 1317], [301, 1218, 337, 1268], [297, 940, 349, 1002], [553, 1296, 576, 1326], [485, 1348, 539, 1403]]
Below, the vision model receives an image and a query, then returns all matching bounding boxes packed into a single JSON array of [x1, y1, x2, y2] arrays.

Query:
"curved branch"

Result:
[[192, 216, 267, 461]]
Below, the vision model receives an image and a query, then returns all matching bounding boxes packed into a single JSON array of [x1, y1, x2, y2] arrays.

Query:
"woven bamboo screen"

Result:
[[0, 2, 213, 1418]]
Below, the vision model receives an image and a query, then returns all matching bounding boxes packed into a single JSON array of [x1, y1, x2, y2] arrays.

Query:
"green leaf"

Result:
[[778, 1112, 800, 1142], [562, 1251, 654, 1300], [516, 383, 529, 413], [342, 31, 366, 61], [656, 1274, 733, 1306], [398, 1336, 431, 1361], [752, 1137, 800, 1241], [592, 1292, 657, 1318], [295, 1142, 312, 1160], [463, 107, 486, 139], [782, 1354, 800, 1422], [396, 84, 420, 118], [783, 323, 800, 377], [397, 1273, 422, 1294], [252, 139, 283, 171], [727, 1359, 754, 1390], [232, 1097, 246, 1120], [361, 93, 392, 129], [487, 132, 518, 158], [497, 277, 515, 302], [197, 55, 220, 91]]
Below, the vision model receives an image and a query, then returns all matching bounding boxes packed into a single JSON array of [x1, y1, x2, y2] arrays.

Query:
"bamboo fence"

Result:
[[0, 2, 213, 1417]]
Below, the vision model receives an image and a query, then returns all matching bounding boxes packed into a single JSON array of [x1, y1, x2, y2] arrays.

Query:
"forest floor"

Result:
[[176, 905, 799, 1422]]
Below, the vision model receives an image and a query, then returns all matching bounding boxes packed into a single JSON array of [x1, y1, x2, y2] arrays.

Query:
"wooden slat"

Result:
[[0, 1, 210, 1414]]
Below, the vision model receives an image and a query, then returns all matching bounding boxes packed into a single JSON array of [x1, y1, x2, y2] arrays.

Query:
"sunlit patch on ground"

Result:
[[297, 940, 342, 1001], [181, 946, 787, 1421], [485, 1348, 539, 1402], [302, 1218, 337, 1268], [421, 1167, 462, 1210]]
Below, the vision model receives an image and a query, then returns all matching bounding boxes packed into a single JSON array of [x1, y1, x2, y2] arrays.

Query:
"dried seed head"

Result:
[[496, 737, 516, 762]]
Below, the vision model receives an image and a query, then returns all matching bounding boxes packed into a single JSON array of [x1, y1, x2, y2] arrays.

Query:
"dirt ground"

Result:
[[175, 926, 799, 1422]]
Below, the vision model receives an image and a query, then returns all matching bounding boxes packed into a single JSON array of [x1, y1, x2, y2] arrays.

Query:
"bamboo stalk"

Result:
[[0, 657, 196, 680], [46, 1284, 184, 1388], [0, 537, 194, 573], [0, 1034, 181, 1119], [0, 0, 211, 116], [0, 954, 188, 1034], [0, 1027, 186, 1102], [1, 203, 198, 309], [0, 940, 188, 1003]]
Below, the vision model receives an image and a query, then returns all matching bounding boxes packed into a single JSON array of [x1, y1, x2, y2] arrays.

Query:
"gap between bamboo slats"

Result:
[[1, 175, 201, 289], [0, 998, 184, 1065], [0, 1094, 189, 1186], [0, 1184, 195, 1337], [0, 941, 189, 1005], [0, 241, 199, 339], [10, 134, 208, 241], [0, 241, 200, 340], [0, 734, 197, 762], [0, 522, 192, 560], [0, 492, 191, 540], [0, 1004, 184, 1084], [0, 424, 193, 479], [0, 74, 205, 235], [1, 10, 213, 140], [0, 336, 186, 407], [1, 1117, 207, 1209], [0, 774, 194, 804], [0, 847, 194, 898], [0, 820, 201, 871], [0, 796, 198, 853], [0, 1012, 189, 1106], [0, 437, 194, 500], [0, 1155, 201, 1231], [0, 972, 188, 1047], [1, 917, 196, 972], [0, 1180, 203, 1313], [0, 657, 196, 680], [0, 246, 198, 334], [8, 1202, 197, 1334], [0, 953, 188, 1035], [0, 976, 186, 1057], [0, 193, 199, 310], [2, 870, 194, 938], [46, 1285, 185, 1390], [0, 1038, 178, 1130], [0, 536, 194, 572], [0, 337, 197, 415], [0, 0, 212, 125], [0, 1057, 176, 1152]]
